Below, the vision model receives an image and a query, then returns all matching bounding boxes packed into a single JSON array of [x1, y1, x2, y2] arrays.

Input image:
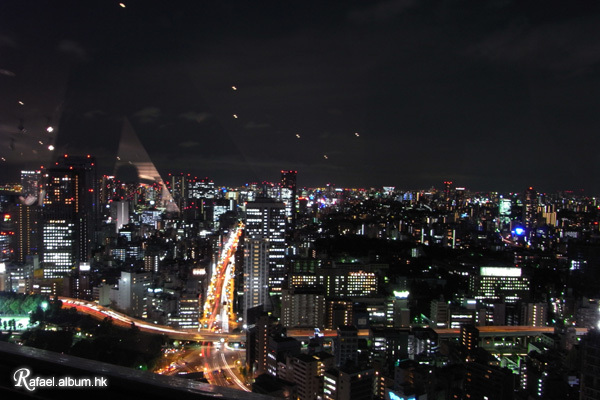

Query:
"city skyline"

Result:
[[2, 1, 600, 194]]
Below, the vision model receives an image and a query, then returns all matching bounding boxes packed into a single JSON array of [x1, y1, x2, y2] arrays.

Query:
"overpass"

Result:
[[434, 325, 589, 339], [58, 298, 590, 344], [58, 297, 243, 342]]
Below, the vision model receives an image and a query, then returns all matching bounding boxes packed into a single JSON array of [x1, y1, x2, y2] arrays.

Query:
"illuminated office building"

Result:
[[280, 170, 297, 228], [521, 302, 547, 327], [11, 203, 41, 263], [20, 170, 42, 205], [281, 288, 326, 329], [109, 200, 129, 233], [523, 186, 537, 230], [42, 220, 75, 278], [469, 266, 530, 307], [460, 324, 479, 356], [289, 264, 382, 299], [244, 238, 270, 319], [243, 198, 286, 317], [327, 300, 353, 330], [498, 197, 512, 226], [110, 271, 152, 318], [323, 366, 374, 400], [41, 155, 98, 278], [286, 353, 334, 400], [369, 327, 409, 369]]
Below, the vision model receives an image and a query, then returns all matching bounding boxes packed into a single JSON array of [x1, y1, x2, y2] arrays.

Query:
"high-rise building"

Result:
[[581, 330, 600, 400], [10, 202, 40, 263], [41, 220, 75, 278], [464, 362, 515, 400], [243, 198, 286, 317], [327, 300, 353, 330], [280, 170, 297, 228], [247, 314, 285, 377], [521, 302, 548, 327], [41, 155, 98, 278], [288, 263, 383, 299], [110, 200, 129, 233], [266, 336, 301, 377], [333, 325, 359, 367], [287, 353, 334, 400], [109, 271, 152, 318], [430, 299, 450, 328], [323, 366, 374, 400], [369, 327, 410, 369], [244, 238, 269, 319], [523, 186, 537, 230], [20, 170, 42, 205], [460, 324, 479, 357], [443, 180, 453, 208], [281, 288, 326, 329], [469, 266, 530, 307]]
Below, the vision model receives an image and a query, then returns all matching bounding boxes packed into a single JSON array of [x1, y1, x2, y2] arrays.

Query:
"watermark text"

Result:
[[13, 368, 108, 391]]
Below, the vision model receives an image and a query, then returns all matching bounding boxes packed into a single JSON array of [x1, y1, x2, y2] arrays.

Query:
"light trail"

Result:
[[220, 350, 249, 391], [201, 221, 244, 333]]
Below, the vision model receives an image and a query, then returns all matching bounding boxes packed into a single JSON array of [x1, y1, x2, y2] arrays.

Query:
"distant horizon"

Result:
[[0, 161, 593, 197]]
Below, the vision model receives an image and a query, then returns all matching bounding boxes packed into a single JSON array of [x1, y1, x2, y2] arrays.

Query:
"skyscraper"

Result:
[[280, 170, 297, 228], [12, 203, 41, 264], [243, 198, 286, 317], [581, 330, 600, 400], [41, 155, 98, 278], [20, 170, 42, 205], [523, 186, 537, 230]]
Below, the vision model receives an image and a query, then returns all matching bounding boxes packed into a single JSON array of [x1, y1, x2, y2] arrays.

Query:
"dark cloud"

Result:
[[83, 109, 107, 119], [470, 16, 600, 74], [133, 107, 161, 124], [57, 40, 87, 61], [0, 34, 16, 47], [179, 111, 211, 123], [0, 69, 15, 77], [244, 121, 271, 129]]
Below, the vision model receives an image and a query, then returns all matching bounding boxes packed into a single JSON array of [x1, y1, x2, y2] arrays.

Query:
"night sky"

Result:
[[2, 0, 600, 194]]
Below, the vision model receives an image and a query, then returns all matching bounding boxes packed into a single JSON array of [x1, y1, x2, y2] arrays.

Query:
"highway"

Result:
[[201, 222, 244, 333], [59, 297, 243, 342], [156, 342, 250, 392]]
